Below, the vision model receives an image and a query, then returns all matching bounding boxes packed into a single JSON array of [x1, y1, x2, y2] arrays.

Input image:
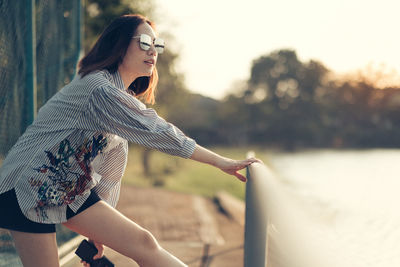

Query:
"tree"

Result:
[[240, 49, 329, 148], [83, 0, 154, 51]]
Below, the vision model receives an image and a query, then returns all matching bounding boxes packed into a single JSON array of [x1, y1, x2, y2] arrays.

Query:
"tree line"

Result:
[[167, 49, 400, 149]]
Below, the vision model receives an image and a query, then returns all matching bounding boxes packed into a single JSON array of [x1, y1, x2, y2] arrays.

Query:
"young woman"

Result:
[[0, 14, 258, 267]]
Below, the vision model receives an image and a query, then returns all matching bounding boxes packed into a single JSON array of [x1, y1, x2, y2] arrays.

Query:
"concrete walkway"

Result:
[[68, 185, 245, 267]]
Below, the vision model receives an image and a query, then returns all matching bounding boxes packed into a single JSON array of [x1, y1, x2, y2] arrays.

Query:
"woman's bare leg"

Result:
[[10, 231, 59, 267], [63, 200, 187, 267]]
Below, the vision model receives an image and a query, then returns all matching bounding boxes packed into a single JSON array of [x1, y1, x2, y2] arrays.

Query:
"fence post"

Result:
[[76, 0, 84, 67], [244, 152, 267, 267], [24, 0, 37, 127]]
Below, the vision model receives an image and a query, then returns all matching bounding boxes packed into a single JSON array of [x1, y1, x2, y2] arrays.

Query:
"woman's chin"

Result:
[[139, 70, 152, 77]]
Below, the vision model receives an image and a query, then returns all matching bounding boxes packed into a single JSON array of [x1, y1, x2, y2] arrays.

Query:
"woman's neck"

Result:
[[118, 66, 138, 89]]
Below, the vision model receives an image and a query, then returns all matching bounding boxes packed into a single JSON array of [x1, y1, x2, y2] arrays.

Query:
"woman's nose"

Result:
[[147, 44, 157, 56]]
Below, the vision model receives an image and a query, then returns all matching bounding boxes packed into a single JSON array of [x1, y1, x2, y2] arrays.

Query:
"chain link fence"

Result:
[[0, 1, 82, 265], [0, 0, 82, 156]]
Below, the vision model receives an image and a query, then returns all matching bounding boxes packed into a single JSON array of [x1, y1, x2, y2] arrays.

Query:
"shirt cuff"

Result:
[[179, 138, 197, 159]]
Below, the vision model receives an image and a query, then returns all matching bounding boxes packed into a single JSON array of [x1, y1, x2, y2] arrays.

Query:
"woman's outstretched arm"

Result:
[[189, 144, 261, 182]]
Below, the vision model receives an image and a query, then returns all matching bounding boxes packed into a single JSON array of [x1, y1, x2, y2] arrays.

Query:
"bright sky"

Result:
[[154, 0, 400, 99]]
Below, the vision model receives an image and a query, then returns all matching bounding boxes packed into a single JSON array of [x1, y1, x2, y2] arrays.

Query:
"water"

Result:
[[264, 149, 400, 267]]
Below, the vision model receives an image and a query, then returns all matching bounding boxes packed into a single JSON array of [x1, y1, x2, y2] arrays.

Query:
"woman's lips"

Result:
[[144, 59, 155, 66]]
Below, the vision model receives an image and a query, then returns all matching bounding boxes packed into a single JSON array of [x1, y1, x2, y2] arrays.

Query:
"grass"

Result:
[[122, 145, 269, 200]]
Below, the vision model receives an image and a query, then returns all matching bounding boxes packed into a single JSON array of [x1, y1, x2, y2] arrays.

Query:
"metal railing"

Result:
[[243, 153, 332, 267], [244, 153, 269, 267]]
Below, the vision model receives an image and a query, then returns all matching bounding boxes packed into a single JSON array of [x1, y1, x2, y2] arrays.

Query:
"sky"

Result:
[[153, 0, 400, 99]]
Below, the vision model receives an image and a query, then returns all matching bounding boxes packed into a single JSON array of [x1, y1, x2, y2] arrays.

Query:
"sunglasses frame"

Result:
[[132, 34, 165, 54]]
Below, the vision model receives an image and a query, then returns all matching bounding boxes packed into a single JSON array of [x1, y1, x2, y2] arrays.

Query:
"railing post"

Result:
[[244, 153, 267, 267], [76, 0, 84, 68]]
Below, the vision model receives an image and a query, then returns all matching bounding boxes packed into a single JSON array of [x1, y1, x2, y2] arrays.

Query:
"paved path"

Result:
[[70, 185, 244, 267]]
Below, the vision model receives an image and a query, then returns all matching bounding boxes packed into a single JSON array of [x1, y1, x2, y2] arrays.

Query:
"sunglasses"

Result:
[[132, 34, 165, 54]]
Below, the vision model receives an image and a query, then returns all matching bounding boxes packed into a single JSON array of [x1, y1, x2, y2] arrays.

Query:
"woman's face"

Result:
[[120, 22, 158, 79]]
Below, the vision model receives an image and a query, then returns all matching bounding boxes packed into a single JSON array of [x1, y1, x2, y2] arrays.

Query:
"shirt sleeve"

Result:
[[83, 85, 196, 158]]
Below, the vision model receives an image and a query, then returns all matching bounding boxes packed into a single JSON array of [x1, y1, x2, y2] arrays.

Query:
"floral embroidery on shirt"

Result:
[[30, 135, 107, 219]]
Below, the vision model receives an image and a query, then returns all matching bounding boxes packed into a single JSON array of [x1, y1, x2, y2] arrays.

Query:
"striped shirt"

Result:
[[0, 70, 196, 224]]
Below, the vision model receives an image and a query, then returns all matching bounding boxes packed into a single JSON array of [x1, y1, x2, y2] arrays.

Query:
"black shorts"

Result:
[[0, 189, 101, 233]]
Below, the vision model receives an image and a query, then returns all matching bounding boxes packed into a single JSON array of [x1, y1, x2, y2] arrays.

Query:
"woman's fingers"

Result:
[[234, 171, 247, 182], [218, 157, 262, 181], [237, 158, 262, 169], [91, 240, 104, 259], [236, 158, 262, 170], [247, 157, 263, 164]]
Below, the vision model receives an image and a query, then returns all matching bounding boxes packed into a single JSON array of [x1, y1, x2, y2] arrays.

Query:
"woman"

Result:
[[0, 14, 258, 267]]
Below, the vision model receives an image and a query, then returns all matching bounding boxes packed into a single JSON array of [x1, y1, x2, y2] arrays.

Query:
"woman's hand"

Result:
[[190, 145, 262, 182], [216, 157, 261, 182], [81, 239, 105, 267]]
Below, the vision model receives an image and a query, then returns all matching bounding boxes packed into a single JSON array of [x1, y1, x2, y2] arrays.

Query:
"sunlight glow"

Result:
[[154, 0, 400, 99]]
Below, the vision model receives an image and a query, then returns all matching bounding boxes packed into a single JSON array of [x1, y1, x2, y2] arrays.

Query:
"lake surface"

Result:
[[263, 149, 400, 267]]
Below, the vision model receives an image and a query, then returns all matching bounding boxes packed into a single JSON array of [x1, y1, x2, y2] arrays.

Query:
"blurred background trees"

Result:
[[214, 49, 400, 149]]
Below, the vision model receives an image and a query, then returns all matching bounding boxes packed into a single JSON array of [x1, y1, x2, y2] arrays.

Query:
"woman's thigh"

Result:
[[10, 230, 59, 267], [62, 200, 159, 262]]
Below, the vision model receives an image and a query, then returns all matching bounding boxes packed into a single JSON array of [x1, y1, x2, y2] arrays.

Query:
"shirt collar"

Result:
[[109, 70, 125, 91]]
